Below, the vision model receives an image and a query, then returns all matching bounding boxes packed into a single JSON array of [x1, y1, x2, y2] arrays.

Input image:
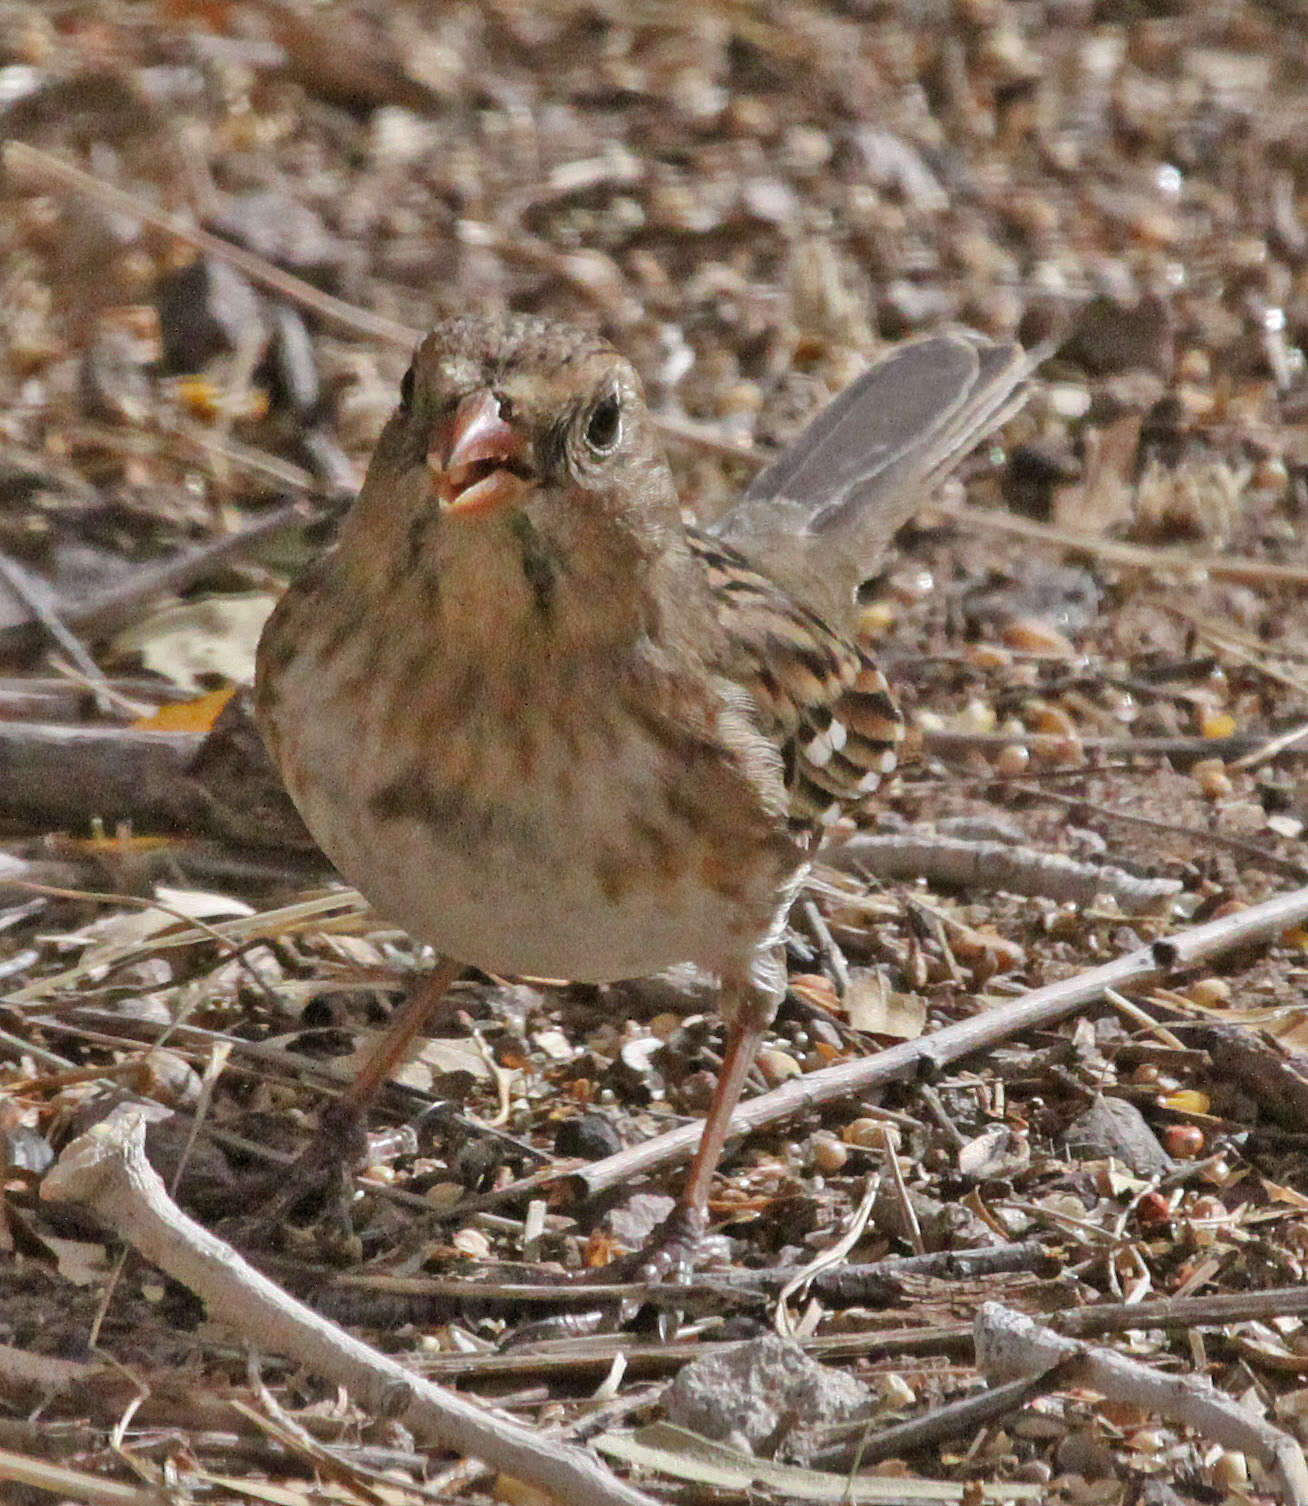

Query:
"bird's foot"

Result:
[[220, 1100, 369, 1254], [628, 1202, 709, 1286], [500, 1204, 713, 1346], [572, 1202, 709, 1288]]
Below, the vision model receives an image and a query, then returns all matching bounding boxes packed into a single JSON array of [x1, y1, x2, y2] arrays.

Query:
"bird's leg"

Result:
[[238, 955, 465, 1236], [321, 953, 466, 1140], [638, 976, 774, 1281]]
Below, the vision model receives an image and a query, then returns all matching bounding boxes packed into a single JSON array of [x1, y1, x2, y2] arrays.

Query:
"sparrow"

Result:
[[254, 314, 1027, 1267]]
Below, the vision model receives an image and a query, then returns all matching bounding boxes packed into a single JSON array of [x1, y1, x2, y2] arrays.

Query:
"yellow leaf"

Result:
[[133, 686, 236, 733]]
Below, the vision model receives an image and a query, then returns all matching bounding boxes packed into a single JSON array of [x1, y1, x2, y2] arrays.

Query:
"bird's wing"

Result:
[[709, 332, 1031, 627], [690, 528, 903, 827]]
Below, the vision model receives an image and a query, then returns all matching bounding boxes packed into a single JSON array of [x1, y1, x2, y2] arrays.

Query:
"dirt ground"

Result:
[[4, 2, 1308, 1503]]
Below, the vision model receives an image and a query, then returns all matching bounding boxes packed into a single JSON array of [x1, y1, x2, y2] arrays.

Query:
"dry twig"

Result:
[[977, 1302, 1308, 1504], [565, 884, 1308, 1201], [41, 1107, 659, 1506], [827, 831, 1181, 910]]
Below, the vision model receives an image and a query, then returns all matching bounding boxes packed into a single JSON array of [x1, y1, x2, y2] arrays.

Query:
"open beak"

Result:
[[429, 389, 531, 516]]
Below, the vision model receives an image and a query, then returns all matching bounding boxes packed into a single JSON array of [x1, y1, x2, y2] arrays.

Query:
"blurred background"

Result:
[[3, 0, 1303, 562], [4, 8, 1308, 1501]]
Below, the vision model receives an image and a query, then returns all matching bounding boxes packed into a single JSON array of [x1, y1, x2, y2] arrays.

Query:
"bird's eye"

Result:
[[398, 363, 416, 414], [584, 392, 622, 455]]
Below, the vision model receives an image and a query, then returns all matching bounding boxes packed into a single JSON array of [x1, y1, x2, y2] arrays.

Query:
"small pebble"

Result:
[[1185, 977, 1232, 1007], [756, 1047, 802, 1084], [1163, 1123, 1205, 1158], [1268, 813, 1305, 839], [1210, 1449, 1249, 1490], [967, 643, 1011, 670], [1048, 734, 1086, 767], [1135, 1192, 1171, 1225], [554, 1113, 622, 1160], [452, 1227, 492, 1259], [425, 1181, 464, 1210], [1191, 757, 1232, 799], [1002, 618, 1076, 657], [1035, 704, 1076, 736], [811, 1134, 848, 1173], [1176, 347, 1210, 383], [995, 742, 1030, 776], [842, 1116, 883, 1147], [951, 697, 996, 733], [878, 1372, 916, 1408]]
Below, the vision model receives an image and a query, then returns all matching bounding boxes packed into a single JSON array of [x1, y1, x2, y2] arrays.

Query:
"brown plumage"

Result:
[[255, 313, 1027, 1268]]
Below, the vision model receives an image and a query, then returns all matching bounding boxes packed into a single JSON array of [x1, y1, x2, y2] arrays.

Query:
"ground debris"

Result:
[[3, 2, 1308, 1503]]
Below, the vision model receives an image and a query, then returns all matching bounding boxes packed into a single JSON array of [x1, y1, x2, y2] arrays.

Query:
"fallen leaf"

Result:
[[133, 686, 235, 732], [844, 970, 925, 1039], [595, 1423, 1041, 1501], [113, 593, 277, 691]]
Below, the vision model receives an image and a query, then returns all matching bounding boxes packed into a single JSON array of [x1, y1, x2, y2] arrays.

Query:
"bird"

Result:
[[254, 314, 1028, 1271]]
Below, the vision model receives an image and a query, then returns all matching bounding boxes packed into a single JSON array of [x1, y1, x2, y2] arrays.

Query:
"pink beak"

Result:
[[428, 389, 530, 516]]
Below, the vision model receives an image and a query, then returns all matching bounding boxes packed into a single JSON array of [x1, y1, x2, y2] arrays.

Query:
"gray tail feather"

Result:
[[709, 332, 1034, 625]]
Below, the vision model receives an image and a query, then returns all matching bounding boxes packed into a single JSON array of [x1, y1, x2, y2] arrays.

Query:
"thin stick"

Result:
[[919, 728, 1306, 764], [951, 502, 1308, 589], [826, 832, 1182, 911], [813, 1370, 1068, 1471], [1005, 783, 1308, 885], [0, 556, 117, 708], [1059, 1284, 1308, 1337], [1230, 717, 1308, 770], [0, 495, 328, 658], [0, 1447, 166, 1506], [41, 1109, 658, 1506], [566, 884, 1308, 1201], [977, 1303, 1308, 1505], [3, 143, 417, 348]]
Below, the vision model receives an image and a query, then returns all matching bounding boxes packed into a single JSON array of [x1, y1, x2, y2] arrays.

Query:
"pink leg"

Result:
[[640, 982, 772, 1278], [331, 954, 464, 1118], [678, 1003, 770, 1222], [242, 956, 464, 1234]]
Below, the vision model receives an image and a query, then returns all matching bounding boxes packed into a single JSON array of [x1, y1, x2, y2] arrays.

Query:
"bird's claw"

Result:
[[630, 1203, 708, 1286], [220, 1104, 368, 1250], [572, 1202, 709, 1290]]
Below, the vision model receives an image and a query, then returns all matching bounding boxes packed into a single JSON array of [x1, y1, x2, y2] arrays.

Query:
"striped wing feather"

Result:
[[690, 529, 902, 827]]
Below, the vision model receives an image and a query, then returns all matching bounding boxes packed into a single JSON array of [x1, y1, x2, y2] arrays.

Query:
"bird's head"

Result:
[[341, 314, 692, 641], [363, 314, 679, 536]]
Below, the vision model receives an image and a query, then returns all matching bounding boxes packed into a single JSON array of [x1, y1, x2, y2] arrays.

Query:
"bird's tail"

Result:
[[709, 332, 1034, 626]]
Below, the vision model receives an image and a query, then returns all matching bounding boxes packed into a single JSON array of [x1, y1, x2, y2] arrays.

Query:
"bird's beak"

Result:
[[429, 389, 531, 516]]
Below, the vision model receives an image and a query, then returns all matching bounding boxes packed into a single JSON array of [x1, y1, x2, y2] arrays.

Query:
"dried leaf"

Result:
[[844, 971, 925, 1039], [113, 593, 277, 691], [133, 686, 236, 732], [595, 1423, 1041, 1500]]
